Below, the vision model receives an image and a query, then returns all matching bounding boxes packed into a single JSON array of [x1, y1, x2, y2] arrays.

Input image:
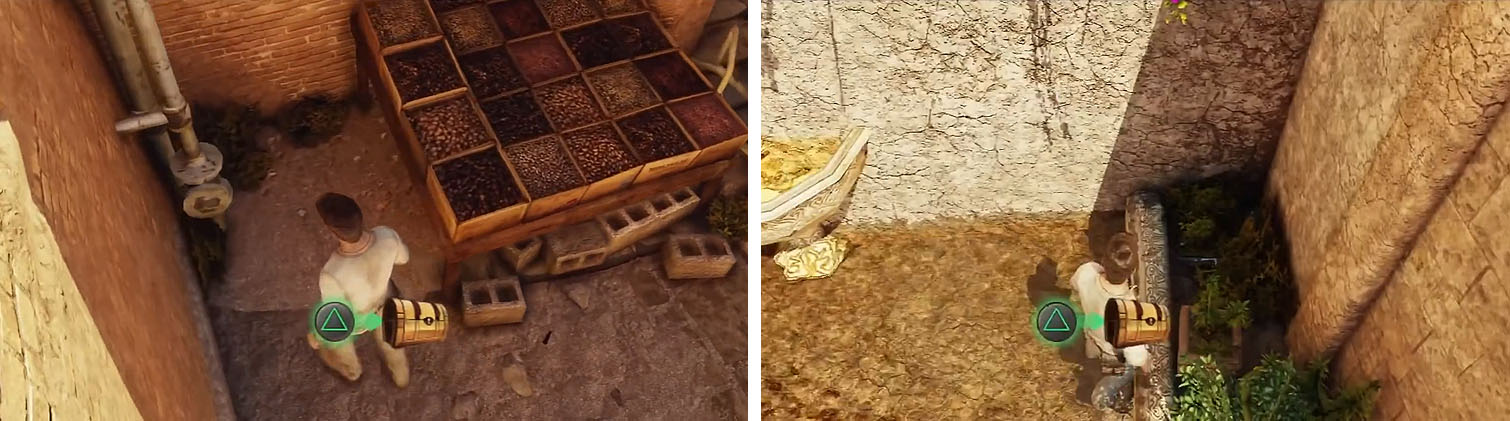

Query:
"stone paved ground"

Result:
[[211, 107, 746, 420]]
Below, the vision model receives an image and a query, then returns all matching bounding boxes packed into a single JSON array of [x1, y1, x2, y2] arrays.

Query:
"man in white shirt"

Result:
[[305, 193, 411, 387]]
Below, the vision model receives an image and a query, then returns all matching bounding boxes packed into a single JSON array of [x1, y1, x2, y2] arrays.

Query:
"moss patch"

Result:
[[194, 103, 272, 189]]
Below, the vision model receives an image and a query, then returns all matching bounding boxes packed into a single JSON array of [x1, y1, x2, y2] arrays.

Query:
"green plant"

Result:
[[1237, 355, 1311, 421], [1217, 209, 1297, 323], [1176, 355, 1235, 421], [183, 216, 226, 286], [1167, 182, 1237, 256], [195, 103, 273, 189], [278, 95, 349, 148], [707, 195, 746, 240], [1193, 271, 1251, 338], [1176, 354, 1381, 421]]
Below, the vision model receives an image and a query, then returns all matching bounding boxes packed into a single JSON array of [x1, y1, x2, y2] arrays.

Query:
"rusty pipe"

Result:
[[91, 0, 175, 163], [123, 0, 201, 160]]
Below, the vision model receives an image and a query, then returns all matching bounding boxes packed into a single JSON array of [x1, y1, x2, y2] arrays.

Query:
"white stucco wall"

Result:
[[763, 0, 1160, 222], [763, 0, 1319, 223]]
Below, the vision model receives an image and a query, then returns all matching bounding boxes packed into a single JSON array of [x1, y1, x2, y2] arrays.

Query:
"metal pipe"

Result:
[[123, 0, 201, 160], [114, 112, 168, 134], [90, 0, 175, 164]]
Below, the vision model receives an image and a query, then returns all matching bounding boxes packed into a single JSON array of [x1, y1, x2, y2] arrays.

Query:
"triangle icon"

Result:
[[1042, 307, 1072, 332], [320, 309, 350, 332]]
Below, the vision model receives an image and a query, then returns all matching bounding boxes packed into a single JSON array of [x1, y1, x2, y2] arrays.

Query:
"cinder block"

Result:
[[542, 221, 610, 275], [496, 236, 542, 270], [663, 234, 736, 279], [462, 277, 526, 326], [596, 187, 700, 253]]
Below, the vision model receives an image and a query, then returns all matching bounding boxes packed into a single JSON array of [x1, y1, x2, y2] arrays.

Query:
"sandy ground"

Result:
[[761, 216, 1104, 419], [211, 106, 747, 419]]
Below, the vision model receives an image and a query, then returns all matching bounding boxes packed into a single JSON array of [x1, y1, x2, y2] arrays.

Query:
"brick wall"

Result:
[[0, 2, 219, 420], [1271, 1, 1510, 417], [0, 122, 144, 420], [75, 0, 361, 111], [154, 0, 358, 110]]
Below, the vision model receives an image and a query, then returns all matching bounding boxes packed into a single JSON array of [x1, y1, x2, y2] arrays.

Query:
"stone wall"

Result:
[[761, 0, 1318, 223], [1271, 1, 1510, 417], [0, 2, 219, 420]]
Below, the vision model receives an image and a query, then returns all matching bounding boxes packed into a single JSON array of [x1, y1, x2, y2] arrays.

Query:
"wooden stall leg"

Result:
[[442, 260, 463, 305]]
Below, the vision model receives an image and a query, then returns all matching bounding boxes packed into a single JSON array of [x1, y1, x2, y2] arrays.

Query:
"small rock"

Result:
[[267, 170, 277, 178], [254, 126, 281, 149], [297, 208, 307, 217], [502, 363, 534, 397], [562, 281, 591, 310], [450, 392, 479, 420], [353, 155, 362, 162]]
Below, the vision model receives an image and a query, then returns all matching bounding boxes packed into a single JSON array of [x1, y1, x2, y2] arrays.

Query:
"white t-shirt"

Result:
[[318, 226, 409, 332]]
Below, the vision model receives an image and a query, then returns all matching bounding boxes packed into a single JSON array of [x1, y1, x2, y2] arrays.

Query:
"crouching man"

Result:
[[305, 192, 411, 387]]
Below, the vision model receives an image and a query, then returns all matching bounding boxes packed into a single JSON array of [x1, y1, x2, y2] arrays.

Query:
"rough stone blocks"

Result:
[[462, 277, 526, 327], [663, 234, 736, 280], [496, 236, 542, 270], [596, 187, 700, 253], [542, 221, 610, 275]]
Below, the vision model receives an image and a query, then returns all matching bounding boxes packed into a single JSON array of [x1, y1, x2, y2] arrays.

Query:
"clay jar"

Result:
[[507, 35, 577, 84], [434, 148, 523, 221]]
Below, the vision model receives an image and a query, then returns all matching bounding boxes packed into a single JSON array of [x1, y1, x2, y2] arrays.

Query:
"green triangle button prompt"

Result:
[[320, 309, 350, 332], [1041, 307, 1072, 332]]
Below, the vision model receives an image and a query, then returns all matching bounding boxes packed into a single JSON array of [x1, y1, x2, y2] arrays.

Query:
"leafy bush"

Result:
[[183, 216, 226, 286], [1193, 271, 1251, 338], [1175, 356, 1235, 421], [1176, 354, 1380, 421], [708, 195, 746, 240], [278, 95, 348, 148], [194, 103, 272, 189]]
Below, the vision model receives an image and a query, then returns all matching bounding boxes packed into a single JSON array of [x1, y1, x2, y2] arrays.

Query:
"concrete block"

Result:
[[596, 186, 700, 253], [496, 236, 542, 270], [663, 234, 736, 279], [542, 221, 610, 275], [462, 277, 526, 327]]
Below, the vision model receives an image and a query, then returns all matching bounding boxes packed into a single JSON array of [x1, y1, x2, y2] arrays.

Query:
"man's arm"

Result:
[[392, 231, 410, 266]]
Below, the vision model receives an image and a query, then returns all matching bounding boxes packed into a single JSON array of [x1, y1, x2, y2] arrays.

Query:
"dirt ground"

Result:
[[211, 106, 747, 419], [761, 216, 1104, 419]]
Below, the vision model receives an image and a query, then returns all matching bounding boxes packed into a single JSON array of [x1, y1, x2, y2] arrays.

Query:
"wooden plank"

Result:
[[446, 158, 729, 264]]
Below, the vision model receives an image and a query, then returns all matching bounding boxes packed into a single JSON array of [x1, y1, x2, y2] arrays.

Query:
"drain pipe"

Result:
[[91, 0, 174, 165], [123, 0, 222, 187]]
